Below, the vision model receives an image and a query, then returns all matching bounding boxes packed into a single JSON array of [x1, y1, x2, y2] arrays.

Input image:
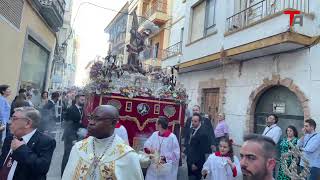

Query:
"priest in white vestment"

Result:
[[114, 122, 129, 145], [144, 116, 180, 180], [62, 105, 144, 180]]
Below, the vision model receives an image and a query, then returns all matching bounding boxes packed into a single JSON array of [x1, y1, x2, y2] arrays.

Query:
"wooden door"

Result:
[[202, 89, 220, 126]]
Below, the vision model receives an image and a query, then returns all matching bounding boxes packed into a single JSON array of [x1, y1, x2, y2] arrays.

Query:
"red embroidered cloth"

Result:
[[83, 94, 186, 146]]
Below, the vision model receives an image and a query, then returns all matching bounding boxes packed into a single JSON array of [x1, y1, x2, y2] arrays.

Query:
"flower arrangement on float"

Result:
[[84, 60, 189, 104]]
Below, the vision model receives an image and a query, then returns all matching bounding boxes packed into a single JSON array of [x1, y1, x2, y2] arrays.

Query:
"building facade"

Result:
[[127, 0, 172, 70], [161, 0, 186, 68], [165, 0, 320, 144], [0, 0, 65, 98], [105, 2, 129, 64], [51, 0, 77, 90]]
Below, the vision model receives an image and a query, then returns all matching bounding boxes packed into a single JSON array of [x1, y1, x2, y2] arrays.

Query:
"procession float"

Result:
[[83, 11, 188, 152]]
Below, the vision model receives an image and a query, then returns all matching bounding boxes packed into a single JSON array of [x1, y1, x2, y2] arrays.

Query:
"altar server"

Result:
[[202, 137, 241, 180], [144, 116, 180, 180]]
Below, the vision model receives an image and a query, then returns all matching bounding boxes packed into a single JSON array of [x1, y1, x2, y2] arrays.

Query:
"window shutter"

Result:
[[0, 0, 24, 29]]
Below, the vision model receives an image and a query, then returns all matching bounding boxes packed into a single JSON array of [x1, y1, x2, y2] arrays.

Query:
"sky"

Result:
[[72, 0, 127, 86]]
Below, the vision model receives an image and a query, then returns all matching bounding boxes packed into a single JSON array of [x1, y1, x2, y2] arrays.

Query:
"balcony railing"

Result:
[[226, 0, 309, 33], [145, 1, 167, 19], [162, 42, 182, 60], [33, 0, 66, 32], [141, 46, 163, 60]]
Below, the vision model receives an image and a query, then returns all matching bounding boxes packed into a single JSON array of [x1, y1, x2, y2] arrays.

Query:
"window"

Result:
[[190, 1, 206, 42], [205, 0, 216, 34], [190, 0, 216, 42], [20, 36, 50, 102], [0, 0, 24, 29]]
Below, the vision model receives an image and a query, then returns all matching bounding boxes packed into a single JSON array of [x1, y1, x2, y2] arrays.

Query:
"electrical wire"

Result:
[[62, 1, 169, 45]]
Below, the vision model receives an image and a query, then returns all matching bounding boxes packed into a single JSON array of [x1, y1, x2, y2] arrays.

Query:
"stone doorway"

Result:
[[254, 85, 304, 135], [246, 75, 310, 133]]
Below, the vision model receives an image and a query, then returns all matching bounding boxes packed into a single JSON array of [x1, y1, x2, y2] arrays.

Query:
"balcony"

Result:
[[32, 0, 66, 32], [162, 42, 182, 60], [226, 0, 309, 34], [143, 1, 168, 26]]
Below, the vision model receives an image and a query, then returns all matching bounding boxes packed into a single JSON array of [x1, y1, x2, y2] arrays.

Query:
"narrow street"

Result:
[[47, 127, 64, 180]]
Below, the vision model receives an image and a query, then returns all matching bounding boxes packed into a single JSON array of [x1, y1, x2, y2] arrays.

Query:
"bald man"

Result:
[[62, 105, 144, 180]]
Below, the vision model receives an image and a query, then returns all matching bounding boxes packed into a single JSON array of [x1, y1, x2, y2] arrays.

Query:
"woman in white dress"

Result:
[[144, 116, 180, 180], [202, 137, 242, 180]]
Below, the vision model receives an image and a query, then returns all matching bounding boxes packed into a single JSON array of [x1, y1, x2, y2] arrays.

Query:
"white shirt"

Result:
[[7, 129, 37, 180], [262, 124, 282, 144], [75, 104, 83, 119]]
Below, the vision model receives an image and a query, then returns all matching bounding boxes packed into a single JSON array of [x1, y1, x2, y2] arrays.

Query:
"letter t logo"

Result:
[[284, 10, 301, 27]]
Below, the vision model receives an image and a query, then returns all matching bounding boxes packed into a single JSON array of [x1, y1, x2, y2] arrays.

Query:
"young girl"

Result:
[[202, 137, 242, 180]]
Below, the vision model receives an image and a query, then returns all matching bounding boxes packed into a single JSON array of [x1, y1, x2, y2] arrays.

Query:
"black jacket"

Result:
[[62, 104, 83, 141], [185, 126, 208, 175], [184, 115, 216, 153], [0, 131, 56, 180]]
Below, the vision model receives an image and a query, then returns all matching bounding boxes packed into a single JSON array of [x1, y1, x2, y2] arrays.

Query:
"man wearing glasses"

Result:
[[62, 105, 143, 180], [0, 107, 56, 180]]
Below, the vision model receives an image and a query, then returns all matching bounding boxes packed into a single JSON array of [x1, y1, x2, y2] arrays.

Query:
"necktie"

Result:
[[0, 152, 13, 180], [191, 128, 196, 136]]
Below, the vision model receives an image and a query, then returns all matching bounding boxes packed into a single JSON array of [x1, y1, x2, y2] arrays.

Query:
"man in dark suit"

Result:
[[184, 105, 216, 154], [185, 113, 209, 180], [61, 94, 86, 176], [0, 106, 56, 180], [40, 92, 60, 137]]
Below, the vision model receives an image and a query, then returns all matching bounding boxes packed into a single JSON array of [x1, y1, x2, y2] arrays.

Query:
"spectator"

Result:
[[0, 85, 11, 142], [184, 105, 216, 154], [38, 91, 48, 108], [297, 119, 320, 180], [262, 114, 282, 144], [214, 113, 229, 147], [278, 125, 298, 180], [26, 92, 33, 107], [10, 89, 27, 117], [0, 107, 56, 179], [240, 134, 277, 180]]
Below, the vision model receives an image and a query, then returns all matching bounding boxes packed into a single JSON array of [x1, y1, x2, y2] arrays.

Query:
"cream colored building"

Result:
[[0, 0, 65, 98], [127, 0, 172, 70]]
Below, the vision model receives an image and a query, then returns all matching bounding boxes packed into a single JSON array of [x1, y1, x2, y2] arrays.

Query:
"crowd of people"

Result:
[[182, 106, 319, 180], [0, 84, 319, 180]]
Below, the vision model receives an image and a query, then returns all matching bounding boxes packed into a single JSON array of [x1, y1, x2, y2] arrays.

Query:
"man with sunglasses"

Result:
[[62, 105, 143, 180], [0, 107, 56, 180]]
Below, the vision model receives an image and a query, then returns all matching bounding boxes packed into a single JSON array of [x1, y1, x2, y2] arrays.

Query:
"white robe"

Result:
[[114, 125, 129, 145], [144, 131, 180, 180], [202, 154, 242, 180], [62, 135, 144, 180]]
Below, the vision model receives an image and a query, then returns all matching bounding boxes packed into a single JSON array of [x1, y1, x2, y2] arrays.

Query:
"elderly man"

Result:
[[240, 134, 277, 180], [62, 105, 144, 180], [0, 107, 56, 180]]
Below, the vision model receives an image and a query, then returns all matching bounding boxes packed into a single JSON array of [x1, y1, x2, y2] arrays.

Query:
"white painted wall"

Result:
[[181, 0, 320, 64], [162, 0, 186, 68], [179, 44, 320, 144]]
